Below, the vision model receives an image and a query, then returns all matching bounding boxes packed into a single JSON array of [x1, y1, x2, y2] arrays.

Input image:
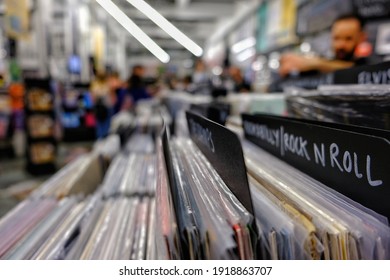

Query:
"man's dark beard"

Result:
[[335, 49, 355, 61]]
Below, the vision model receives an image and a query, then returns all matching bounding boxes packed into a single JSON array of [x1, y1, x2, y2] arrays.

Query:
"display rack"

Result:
[[0, 89, 13, 158], [24, 78, 57, 175]]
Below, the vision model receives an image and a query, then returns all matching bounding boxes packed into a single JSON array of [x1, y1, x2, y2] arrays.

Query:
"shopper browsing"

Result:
[[228, 66, 252, 93], [127, 65, 151, 104], [191, 59, 211, 95], [279, 14, 368, 77], [90, 72, 112, 139]]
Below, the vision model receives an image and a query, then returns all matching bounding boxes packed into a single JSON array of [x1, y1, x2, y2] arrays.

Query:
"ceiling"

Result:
[[93, 0, 241, 60]]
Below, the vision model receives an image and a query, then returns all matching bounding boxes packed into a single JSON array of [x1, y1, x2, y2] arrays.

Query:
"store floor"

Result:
[[0, 141, 94, 218]]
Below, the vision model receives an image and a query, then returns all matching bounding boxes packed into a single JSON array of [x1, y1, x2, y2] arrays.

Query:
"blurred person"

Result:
[[127, 64, 151, 104], [181, 75, 194, 92], [90, 71, 112, 139], [107, 71, 128, 114], [0, 73, 5, 88], [170, 75, 195, 93], [107, 71, 121, 105], [191, 59, 211, 95], [192, 59, 208, 83], [164, 73, 179, 90], [229, 66, 252, 93], [279, 14, 368, 77]]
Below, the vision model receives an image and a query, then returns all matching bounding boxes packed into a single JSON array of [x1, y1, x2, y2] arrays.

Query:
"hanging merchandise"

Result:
[[0, 92, 11, 140], [27, 115, 54, 138], [8, 82, 25, 131], [256, 2, 269, 53], [61, 84, 96, 142], [8, 82, 26, 157], [4, 0, 30, 39], [9, 59, 22, 82], [61, 113, 80, 129], [0, 115, 9, 140], [0, 89, 13, 157], [24, 78, 57, 175], [296, 0, 353, 36], [376, 23, 390, 55]]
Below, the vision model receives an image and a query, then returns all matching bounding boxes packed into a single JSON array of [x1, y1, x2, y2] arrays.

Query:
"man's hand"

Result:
[[279, 53, 319, 77], [279, 53, 355, 77]]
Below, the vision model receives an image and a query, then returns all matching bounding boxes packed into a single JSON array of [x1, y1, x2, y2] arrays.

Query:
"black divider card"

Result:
[[274, 61, 390, 91], [276, 73, 334, 91], [189, 103, 231, 126], [353, 0, 390, 19], [242, 113, 390, 220], [334, 61, 390, 85], [161, 123, 179, 217], [186, 111, 254, 216], [207, 103, 231, 126], [189, 104, 209, 119]]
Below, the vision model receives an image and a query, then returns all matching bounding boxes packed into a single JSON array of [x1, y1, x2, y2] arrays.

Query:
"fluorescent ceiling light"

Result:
[[237, 48, 256, 62], [177, 0, 191, 8], [96, 0, 170, 63], [125, 0, 203, 57], [232, 37, 256, 54]]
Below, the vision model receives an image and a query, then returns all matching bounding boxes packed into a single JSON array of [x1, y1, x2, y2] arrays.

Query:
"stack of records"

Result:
[[0, 197, 93, 260], [242, 140, 390, 260], [156, 137, 256, 260], [67, 197, 156, 260], [100, 153, 157, 197], [286, 85, 390, 130], [30, 153, 103, 200], [0, 130, 158, 260]]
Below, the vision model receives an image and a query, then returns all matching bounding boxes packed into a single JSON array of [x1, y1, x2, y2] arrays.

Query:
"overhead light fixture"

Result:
[[96, 0, 170, 63], [237, 48, 256, 62], [124, 0, 203, 57], [232, 37, 256, 54], [177, 0, 191, 8]]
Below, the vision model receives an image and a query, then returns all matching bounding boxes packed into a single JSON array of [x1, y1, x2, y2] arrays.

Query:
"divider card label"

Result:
[[186, 111, 254, 216], [161, 123, 180, 220], [334, 61, 390, 85], [353, 0, 390, 19], [242, 113, 390, 220], [274, 61, 390, 91], [276, 73, 334, 91]]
